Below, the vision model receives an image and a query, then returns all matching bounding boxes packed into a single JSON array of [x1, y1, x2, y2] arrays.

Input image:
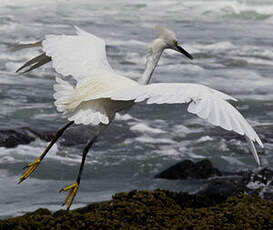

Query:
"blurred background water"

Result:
[[0, 0, 272, 218]]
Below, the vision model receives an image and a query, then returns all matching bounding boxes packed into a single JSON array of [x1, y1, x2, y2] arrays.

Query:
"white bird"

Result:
[[16, 25, 263, 210]]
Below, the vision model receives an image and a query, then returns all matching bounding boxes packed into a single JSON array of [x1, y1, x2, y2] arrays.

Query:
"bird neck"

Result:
[[138, 41, 164, 85]]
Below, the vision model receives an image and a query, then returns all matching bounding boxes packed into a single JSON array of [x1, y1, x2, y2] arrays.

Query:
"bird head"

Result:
[[153, 25, 193, 60]]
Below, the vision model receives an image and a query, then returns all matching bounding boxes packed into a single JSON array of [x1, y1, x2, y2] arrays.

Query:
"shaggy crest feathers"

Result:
[[155, 25, 176, 41]]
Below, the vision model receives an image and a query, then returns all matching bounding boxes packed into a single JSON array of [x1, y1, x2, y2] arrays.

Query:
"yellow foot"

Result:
[[59, 182, 79, 210], [18, 157, 41, 184]]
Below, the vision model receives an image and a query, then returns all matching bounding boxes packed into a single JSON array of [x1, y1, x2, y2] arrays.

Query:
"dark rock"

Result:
[[28, 125, 95, 146], [198, 176, 248, 200], [0, 127, 58, 148], [252, 168, 273, 185], [25, 128, 55, 142], [61, 126, 95, 146], [245, 168, 273, 200], [155, 159, 273, 201], [0, 122, 139, 149], [25, 125, 95, 146], [198, 168, 273, 202], [1, 190, 273, 229], [155, 159, 222, 180], [0, 125, 96, 148], [0, 128, 35, 148]]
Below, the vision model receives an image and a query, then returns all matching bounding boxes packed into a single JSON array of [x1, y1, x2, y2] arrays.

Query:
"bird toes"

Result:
[[59, 182, 79, 210], [18, 157, 41, 184]]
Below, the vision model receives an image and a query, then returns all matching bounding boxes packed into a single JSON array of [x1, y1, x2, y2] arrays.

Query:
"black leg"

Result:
[[19, 121, 74, 183], [59, 134, 98, 210], [76, 135, 98, 185], [39, 121, 74, 161], [59, 123, 110, 210]]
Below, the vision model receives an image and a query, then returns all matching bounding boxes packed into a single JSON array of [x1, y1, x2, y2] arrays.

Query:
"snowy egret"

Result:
[[16, 26, 263, 210]]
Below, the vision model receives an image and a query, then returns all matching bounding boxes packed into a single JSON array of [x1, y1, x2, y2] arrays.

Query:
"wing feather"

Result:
[[41, 27, 113, 81], [97, 82, 262, 165]]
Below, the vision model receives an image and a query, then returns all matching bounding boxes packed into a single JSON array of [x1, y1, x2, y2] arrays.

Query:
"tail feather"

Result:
[[68, 101, 109, 125], [53, 77, 111, 125]]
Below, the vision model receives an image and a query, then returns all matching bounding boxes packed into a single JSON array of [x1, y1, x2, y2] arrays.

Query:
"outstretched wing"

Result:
[[16, 26, 113, 81], [91, 83, 263, 165]]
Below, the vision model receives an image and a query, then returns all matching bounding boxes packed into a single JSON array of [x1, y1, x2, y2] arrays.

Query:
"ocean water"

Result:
[[0, 0, 273, 217]]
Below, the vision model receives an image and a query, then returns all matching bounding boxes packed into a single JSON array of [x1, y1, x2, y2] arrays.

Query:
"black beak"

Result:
[[176, 45, 193, 60]]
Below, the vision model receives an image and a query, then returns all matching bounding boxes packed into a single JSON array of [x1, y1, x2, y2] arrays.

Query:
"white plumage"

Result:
[[16, 25, 263, 210], [41, 26, 263, 166], [43, 26, 113, 80], [30, 26, 263, 165]]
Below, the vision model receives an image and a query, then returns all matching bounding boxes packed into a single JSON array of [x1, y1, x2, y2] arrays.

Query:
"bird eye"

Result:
[[173, 40, 178, 46]]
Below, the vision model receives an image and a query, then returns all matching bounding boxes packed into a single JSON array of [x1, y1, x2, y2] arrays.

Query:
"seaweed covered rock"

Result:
[[1, 190, 273, 230], [155, 159, 222, 180]]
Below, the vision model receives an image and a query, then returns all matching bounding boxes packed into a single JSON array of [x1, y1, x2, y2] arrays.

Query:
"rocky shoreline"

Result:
[[1, 189, 273, 230], [1, 160, 273, 230], [1, 127, 273, 229]]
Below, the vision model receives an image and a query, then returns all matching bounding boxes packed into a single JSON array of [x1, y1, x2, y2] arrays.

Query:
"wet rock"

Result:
[[252, 168, 273, 185], [26, 126, 94, 146], [0, 126, 96, 148], [198, 175, 248, 200], [0, 123, 139, 149], [0, 128, 35, 148], [155, 159, 273, 201], [1, 190, 273, 230], [198, 168, 273, 201], [154, 159, 222, 180], [25, 128, 55, 142], [246, 168, 273, 200]]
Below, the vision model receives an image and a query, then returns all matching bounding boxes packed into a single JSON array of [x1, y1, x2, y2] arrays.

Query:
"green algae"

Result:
[[1, 190, 273, 230]]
